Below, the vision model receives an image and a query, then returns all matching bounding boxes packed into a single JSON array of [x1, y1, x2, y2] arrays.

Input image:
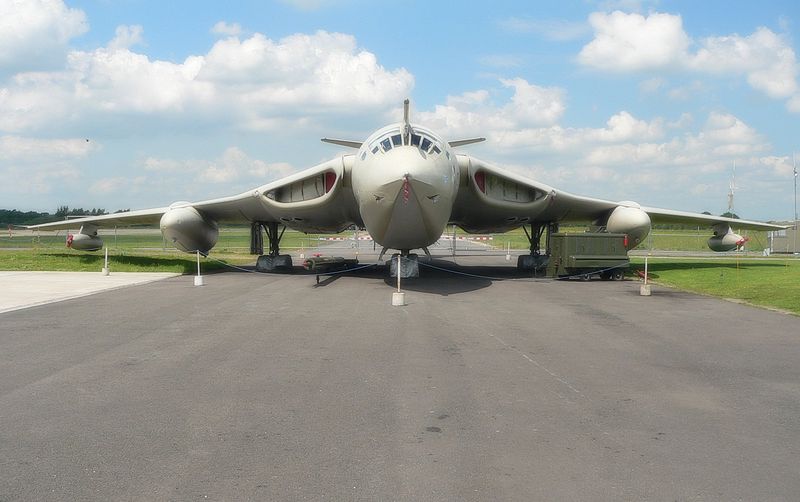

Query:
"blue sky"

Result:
[[1, 0, 799, 220]]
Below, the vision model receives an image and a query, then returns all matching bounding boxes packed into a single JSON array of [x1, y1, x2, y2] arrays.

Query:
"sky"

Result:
[[1, 0, 799, 221]]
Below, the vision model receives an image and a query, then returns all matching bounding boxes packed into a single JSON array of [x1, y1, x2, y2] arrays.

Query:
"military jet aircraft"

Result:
[[28, 99, 784, 276]]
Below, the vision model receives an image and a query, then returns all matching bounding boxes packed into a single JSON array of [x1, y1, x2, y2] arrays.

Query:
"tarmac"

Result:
[[1, 254, 799, 500]]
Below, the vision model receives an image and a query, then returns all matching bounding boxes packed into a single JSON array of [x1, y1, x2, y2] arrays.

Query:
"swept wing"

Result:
[[451, 155, 784, 233]]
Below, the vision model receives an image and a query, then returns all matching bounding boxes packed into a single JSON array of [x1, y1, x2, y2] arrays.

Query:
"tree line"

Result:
[[0, 207, 130, 226]]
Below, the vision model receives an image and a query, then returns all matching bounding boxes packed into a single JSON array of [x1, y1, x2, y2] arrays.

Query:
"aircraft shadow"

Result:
[[382, 259, 537, 296], [221, 259, 532, 295]]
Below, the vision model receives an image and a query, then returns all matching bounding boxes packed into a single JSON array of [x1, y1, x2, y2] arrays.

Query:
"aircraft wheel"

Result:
[[256, 254, 293, 273]]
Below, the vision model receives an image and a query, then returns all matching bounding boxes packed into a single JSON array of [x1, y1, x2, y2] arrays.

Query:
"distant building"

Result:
[[768, 224, 800, 254]]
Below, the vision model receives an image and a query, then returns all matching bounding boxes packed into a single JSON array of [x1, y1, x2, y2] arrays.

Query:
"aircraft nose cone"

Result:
[[378, 148, 431, 187], [352, 146, 456, 250]]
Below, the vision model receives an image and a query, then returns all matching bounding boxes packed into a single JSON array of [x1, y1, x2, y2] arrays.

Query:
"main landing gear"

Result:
[[516, 222, 557, 273], [252, 222, 293, 272]]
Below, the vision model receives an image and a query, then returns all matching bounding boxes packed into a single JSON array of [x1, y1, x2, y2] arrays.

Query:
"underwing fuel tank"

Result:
[[67, 232, 103, 251], [708, 224, 746, 252]]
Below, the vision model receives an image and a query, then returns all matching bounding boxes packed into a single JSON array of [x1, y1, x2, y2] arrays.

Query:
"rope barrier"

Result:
[[204, 255, 380, 276]]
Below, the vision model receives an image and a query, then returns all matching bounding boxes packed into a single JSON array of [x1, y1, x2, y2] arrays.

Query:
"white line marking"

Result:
[[488, 333, 584, 397]]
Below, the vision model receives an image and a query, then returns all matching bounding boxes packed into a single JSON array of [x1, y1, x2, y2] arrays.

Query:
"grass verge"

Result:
[[0, 249, 254, 274], [630, 257, 800, 315]]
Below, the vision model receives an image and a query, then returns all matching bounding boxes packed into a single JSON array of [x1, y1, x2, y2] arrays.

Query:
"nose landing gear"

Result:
[[388, 251, 419, 278]]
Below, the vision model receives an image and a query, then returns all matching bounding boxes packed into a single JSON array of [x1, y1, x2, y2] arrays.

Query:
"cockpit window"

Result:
[[367, 129, 443, 157]]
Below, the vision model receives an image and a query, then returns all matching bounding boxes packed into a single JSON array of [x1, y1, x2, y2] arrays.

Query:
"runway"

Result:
[[1, 256, 799, 500]]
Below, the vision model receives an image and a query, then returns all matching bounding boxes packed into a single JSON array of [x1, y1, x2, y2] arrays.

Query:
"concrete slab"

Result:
[[0, 271, 181, 314]]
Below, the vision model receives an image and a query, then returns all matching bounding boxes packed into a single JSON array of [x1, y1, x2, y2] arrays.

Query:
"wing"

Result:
[[451, 155, 785, 233], [638, 206, 784, 230], [27, 155, 361, 234]]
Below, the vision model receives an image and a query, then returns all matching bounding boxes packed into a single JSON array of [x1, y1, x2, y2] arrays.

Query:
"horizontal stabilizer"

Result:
[[321, 138, 362, 149], [449, 137, 486, 147]]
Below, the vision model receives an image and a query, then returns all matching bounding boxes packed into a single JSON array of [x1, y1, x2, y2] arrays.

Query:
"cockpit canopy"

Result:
[[360, 126, 445, 161]]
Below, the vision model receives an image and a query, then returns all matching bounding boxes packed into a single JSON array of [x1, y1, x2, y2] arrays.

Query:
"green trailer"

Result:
[[545, 233, 629, 280]]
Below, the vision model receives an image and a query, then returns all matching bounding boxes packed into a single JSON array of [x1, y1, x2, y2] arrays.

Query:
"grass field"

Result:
[[0, 249, 255, 274], [630, 257, 800, 315]]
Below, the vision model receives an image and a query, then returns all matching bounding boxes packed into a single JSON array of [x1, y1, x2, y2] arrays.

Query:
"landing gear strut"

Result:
[[250, 222, 263, 255], [254, 222, 293, 272], [517, 223, 557, 273]]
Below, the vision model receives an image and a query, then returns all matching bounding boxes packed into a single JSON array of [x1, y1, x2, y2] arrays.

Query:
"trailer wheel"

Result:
[[580, 273, 591, 281], [611, 269, 624, 281]]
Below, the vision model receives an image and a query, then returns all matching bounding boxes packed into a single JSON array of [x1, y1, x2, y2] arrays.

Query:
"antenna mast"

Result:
[[727, 160, 736, 214], [794, 153, 797, 253]]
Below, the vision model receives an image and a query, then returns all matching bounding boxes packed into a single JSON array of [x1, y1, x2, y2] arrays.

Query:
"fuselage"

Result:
[[351, 124, 459, 251]]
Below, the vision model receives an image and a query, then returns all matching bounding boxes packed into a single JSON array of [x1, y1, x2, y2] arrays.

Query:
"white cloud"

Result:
[[0, 164, 80, 195], [0, 135, 92, 197], [107, 25, 144, 51], [211, 21, 242, 37], [578, 11, 800, 111], [0, 0, 88, 73], [690, 27, 798, 99], [639, 77, 665, 93], [0, 135, 93, 160], [498, 17, 589, 41], [578, 11, 690, 71], [497, 111, 664, 152], [0, 29, 414, 134], [666, 80, 705, 101], [758, 155, 795, 178], [417, 78, 565, 138], [143, 147, 295, 186], [90, 176, 144, 195], [788, 95, 800, 113]]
